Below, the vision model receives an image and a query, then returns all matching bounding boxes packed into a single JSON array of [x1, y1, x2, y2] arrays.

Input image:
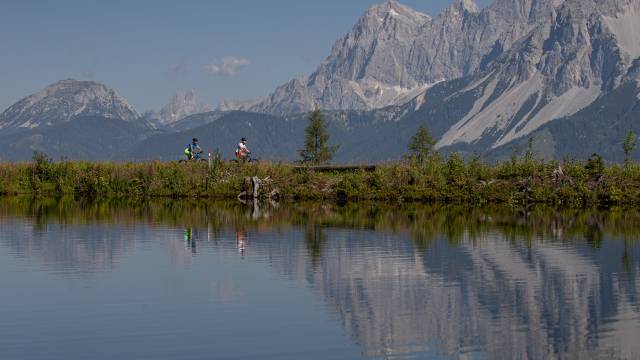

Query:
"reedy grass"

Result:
[[3, 152, 640, 206]]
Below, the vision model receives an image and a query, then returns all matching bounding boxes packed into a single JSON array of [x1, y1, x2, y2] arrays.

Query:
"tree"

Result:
[[298, 108, 339, 165], [408, 124, 436, 161], [623, 130, 637, 166], [586, 153, 604, 178]]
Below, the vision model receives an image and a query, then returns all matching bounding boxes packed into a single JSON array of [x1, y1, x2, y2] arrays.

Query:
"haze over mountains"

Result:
[[1, 0, 639, 162]]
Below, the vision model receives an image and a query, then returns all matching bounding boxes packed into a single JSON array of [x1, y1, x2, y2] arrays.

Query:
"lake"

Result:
[[1, 197, 639, 359]]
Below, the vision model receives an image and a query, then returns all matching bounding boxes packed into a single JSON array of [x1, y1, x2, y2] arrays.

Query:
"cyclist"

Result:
[[235, 137, 251, 162], [184, 138, 203, 160]]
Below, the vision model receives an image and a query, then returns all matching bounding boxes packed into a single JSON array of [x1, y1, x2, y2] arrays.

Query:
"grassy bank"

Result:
[[2, 153, 640, 206]]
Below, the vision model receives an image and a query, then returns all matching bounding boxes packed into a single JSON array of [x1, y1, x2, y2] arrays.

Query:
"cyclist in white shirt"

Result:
[[235, 137, 251, 161]]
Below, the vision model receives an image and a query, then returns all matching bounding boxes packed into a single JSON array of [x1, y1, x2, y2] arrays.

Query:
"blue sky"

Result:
[[0, 0, 492, 112]]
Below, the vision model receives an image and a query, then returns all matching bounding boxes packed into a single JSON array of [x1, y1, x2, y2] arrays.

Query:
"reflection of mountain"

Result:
[[0, 217, 212, 275], [246, 228, 640, 359], [0, 220, 138, 276], [1, 198, 639, 358]]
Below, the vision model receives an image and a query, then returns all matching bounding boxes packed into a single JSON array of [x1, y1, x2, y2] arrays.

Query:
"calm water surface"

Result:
[[1, 198, 639, 359]]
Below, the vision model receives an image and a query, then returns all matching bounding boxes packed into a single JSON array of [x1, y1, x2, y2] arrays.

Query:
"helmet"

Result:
[[241, 137, 247, 142], [192, 138, 199, 142]]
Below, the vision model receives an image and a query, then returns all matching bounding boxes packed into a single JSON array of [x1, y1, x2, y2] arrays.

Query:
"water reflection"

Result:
[[0, 197, 639, 359]]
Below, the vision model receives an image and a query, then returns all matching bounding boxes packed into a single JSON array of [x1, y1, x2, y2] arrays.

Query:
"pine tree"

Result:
[[298, 108, 339, 165], [408, 124, 436, 161], [623, 130, 637, 166]]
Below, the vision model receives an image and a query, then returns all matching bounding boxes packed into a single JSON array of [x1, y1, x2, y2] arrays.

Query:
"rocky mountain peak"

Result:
[[0, 79, 141, 130], [241, 0, 567, 115], [145, 90, 211, 127], [448, 0, 480, 15], [364, 0, 432, 22]]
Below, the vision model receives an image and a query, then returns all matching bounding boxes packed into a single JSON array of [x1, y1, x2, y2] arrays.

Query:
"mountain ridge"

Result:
[[1, 0, 640, 163]]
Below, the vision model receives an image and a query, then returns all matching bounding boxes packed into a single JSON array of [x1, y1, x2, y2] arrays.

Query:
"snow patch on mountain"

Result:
[[495, 86, 602, 147], [19, 120, 37, 129], [603, 3, 640, 60], [438, 75, 543, 148]]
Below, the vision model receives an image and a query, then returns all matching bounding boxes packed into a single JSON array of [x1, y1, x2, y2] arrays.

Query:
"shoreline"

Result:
[[1, 155, 640, 206]]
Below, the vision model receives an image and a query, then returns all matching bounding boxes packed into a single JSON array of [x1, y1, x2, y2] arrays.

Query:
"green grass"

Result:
[[4, 152, 640, 206]]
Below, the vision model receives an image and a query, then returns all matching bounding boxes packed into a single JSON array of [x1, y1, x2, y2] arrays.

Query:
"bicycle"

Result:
[[233, 153, 259, 164], [178, 152, 208, 163]]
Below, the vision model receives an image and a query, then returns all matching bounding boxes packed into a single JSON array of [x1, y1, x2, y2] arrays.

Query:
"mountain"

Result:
[[130, 0, 640, 163], [0, 79, 156, 161], [166, 111, 227, 132], [121, 112, 303, 161], [119, 109, 426, 163], [489, 78, 640, 162], [420, 0, 640, 155], [0, 116, 153, 161], [228, 0, 561, 115], [144, 90, 211, 128], [0, 79, 141, 131], [3, 0, 639, 163]]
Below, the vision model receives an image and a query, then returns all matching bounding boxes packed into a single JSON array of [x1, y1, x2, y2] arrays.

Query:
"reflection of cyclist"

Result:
[[184, 138, 203, 160], [183, 228, 197, 254], [235, 230, 247, 256], [235, 138, 250, 162]]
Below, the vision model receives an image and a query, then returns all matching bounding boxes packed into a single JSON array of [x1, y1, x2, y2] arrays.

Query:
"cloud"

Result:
[[204, 56, 250, 77], [167, 61, 191, 77]]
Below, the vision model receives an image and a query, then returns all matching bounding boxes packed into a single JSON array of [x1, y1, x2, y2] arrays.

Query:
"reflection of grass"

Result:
[[4, 155, 640, 205], [3, 197, 640, 250]]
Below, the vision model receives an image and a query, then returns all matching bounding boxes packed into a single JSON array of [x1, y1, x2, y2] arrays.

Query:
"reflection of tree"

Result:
[[622, 238, 635, 277], [304, 225, 326, 267], [585, 223, 604, 248], [442, 208, 467, 246]]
